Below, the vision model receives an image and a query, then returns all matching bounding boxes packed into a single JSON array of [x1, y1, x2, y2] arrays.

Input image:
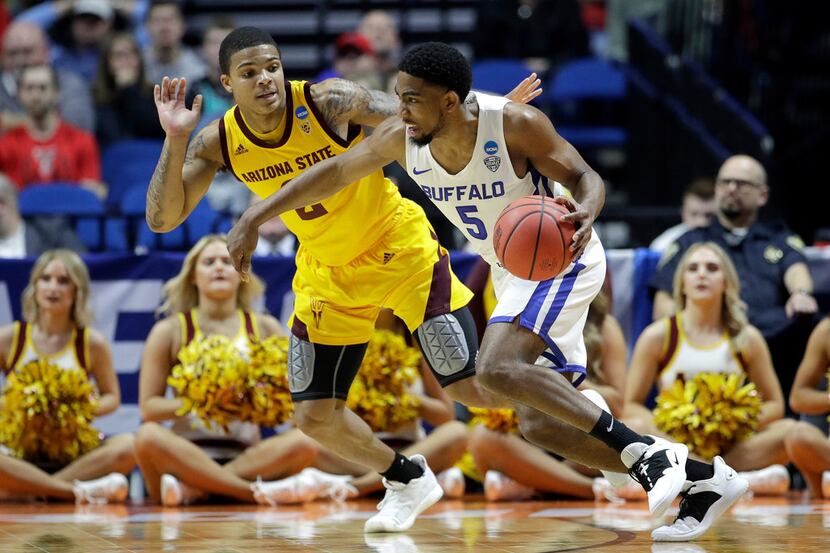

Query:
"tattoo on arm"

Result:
[[146, 142, 170, 230], [318, 79, 397, 127], [184, 131, 206, 167]]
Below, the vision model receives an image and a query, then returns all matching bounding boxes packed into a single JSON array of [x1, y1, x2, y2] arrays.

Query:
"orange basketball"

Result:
[[493, 196, 576, 281]]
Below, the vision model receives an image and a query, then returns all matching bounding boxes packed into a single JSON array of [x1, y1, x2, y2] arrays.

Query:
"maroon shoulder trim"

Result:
[[218, 117, 242, 182], [656, 316, 679, 373], [7, 321, 27, 373], [243, 311, 257, 343], [74, 327, 88, 370], [233, 85, 294, 149], [183, 311, 196, 346], [302, 81, 361, 148]]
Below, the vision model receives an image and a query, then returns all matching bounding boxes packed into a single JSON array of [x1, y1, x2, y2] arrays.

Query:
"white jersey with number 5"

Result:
[[405, 92, 566, 269], [404, 91, 606, 384]]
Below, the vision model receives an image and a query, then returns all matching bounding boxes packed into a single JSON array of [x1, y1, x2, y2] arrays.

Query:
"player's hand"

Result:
[[505, 73, 542, 105], [154, 76, 203, 138], [227, 214, 260, 283], [555, 196, 593, 260], [785, 291, 818, 317]]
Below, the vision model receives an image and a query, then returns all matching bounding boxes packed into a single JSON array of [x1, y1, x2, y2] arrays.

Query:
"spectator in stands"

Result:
[[142, 0, 206, 85], [317, 32, 382, 91], [187, 17, 234, 133], [473, 0, 590, 74], [637, 242, 794, 495], [784, 316, 830, 498], [134, 235, 319, 506], [0, 249, 135, 503], [0, 64, 106, 198], [251, 195, 295, 257], [357, 10, 400, 94], [467, 290, 628, 501], [650, 155, 819, 413], [92, 31, 164, 145], [0, 174, 85, 259], [52, 0, 116, 82], [649, 178, 717, 253], [1, 21, 95, 132]]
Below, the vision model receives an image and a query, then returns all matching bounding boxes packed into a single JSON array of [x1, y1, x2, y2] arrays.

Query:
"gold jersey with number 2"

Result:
[[219, 80, 401, 266]]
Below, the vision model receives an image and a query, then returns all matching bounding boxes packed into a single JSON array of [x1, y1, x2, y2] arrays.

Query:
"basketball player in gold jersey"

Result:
[[146, 27, 537, 532]]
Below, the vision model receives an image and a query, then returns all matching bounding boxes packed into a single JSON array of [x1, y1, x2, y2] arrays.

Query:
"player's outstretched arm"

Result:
[[146, 77, 224, 233], [227, 117, 406, 280], [312, 74, 542, 130], [504, 103, 605, 259]]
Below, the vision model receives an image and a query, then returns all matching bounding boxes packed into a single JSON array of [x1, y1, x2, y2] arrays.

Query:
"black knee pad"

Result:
[[287, 334, 368, 402], [414, 306, 479, 387]]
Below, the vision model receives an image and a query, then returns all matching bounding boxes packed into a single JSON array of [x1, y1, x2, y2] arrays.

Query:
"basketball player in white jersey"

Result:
[[228, 43, 747, 540]]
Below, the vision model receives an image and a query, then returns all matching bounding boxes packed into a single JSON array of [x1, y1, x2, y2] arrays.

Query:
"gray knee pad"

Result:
[[288, 335, 316, 394], [416, 313, 471, 378]]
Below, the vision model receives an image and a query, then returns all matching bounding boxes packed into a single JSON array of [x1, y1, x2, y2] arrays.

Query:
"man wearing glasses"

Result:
[[649, 154, 818, 413]]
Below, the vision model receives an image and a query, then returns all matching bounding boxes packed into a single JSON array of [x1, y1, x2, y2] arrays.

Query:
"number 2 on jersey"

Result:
[[296, 203, 328, 220], [456, 205, 487, 239]]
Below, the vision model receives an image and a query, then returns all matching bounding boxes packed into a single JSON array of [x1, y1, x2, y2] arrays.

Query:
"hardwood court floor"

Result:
[[0, 495, 828, 552]]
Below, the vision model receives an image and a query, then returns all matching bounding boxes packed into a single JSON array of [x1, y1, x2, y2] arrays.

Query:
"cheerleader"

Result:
[[0, 250, 134, 503], [134, 235, 317, 505], [624, 242, 794, 495]]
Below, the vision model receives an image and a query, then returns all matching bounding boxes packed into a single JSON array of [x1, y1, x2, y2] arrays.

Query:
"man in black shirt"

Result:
[[649, 155, 818, 409]]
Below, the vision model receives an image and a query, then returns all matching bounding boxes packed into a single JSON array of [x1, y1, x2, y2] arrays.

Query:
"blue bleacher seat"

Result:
[[101, 139, 164, 209], [17, 183, 121, 251], [472, 58, 533, 97], [18, 183, 104, 217], [121, 185, 224, 251], [547, 57, 628, 150]]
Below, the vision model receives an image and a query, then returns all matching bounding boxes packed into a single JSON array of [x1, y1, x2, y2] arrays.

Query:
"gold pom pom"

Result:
[[468, 407, 520, 434], [169, 334, 296, 429], [0, 360, 101, 465], [167, 335, 247, 431], [654, 373, 762, 460], [346, 330, 421, 432], [243, 335, 294, 427]]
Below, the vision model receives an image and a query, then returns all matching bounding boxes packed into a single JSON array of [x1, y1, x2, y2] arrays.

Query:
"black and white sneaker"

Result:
[[621, 437, 688, 516], [652, 456, 748, 541]]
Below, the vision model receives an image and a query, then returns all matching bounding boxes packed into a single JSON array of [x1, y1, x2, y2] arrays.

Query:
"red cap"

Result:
[[335, 32, 374, 57]]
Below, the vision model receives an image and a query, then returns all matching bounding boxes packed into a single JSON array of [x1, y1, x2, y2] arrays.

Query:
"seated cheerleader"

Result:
[[624, 242, 794, 495], [0, 250, 135, 503], [134, 235, 318, 505], [464, 290, 629, 501], [251, 310, 469, 505], [783, 316, 830, 498]]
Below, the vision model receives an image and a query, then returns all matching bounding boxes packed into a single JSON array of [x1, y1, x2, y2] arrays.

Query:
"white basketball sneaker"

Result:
[[73, 473, 129, 505], [436, 467, 466, 499], [621, 437, 688, 516], [251, 472, 317, 505], [738, 464, 790, 496], [651, 456, 748, 541], [299, 467, 358, 501], [161, 474, 204, 506], [484, 470, 535, 502], [592, 476, 647, 503], [364, 454, 443, 533]]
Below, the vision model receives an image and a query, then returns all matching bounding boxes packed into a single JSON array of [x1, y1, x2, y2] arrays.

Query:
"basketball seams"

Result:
[[541, 210, 567, 275], [500, 211, 539, 269], [526, 197, 545, 280]]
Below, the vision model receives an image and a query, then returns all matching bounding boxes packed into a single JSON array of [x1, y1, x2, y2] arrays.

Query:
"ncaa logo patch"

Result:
[[295, 106, 309, 119], [483, 140, 500, 171]]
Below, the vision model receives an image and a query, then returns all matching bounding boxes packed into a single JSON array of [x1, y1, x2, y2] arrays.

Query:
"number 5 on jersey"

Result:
[[456, 205, 487, 239]]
